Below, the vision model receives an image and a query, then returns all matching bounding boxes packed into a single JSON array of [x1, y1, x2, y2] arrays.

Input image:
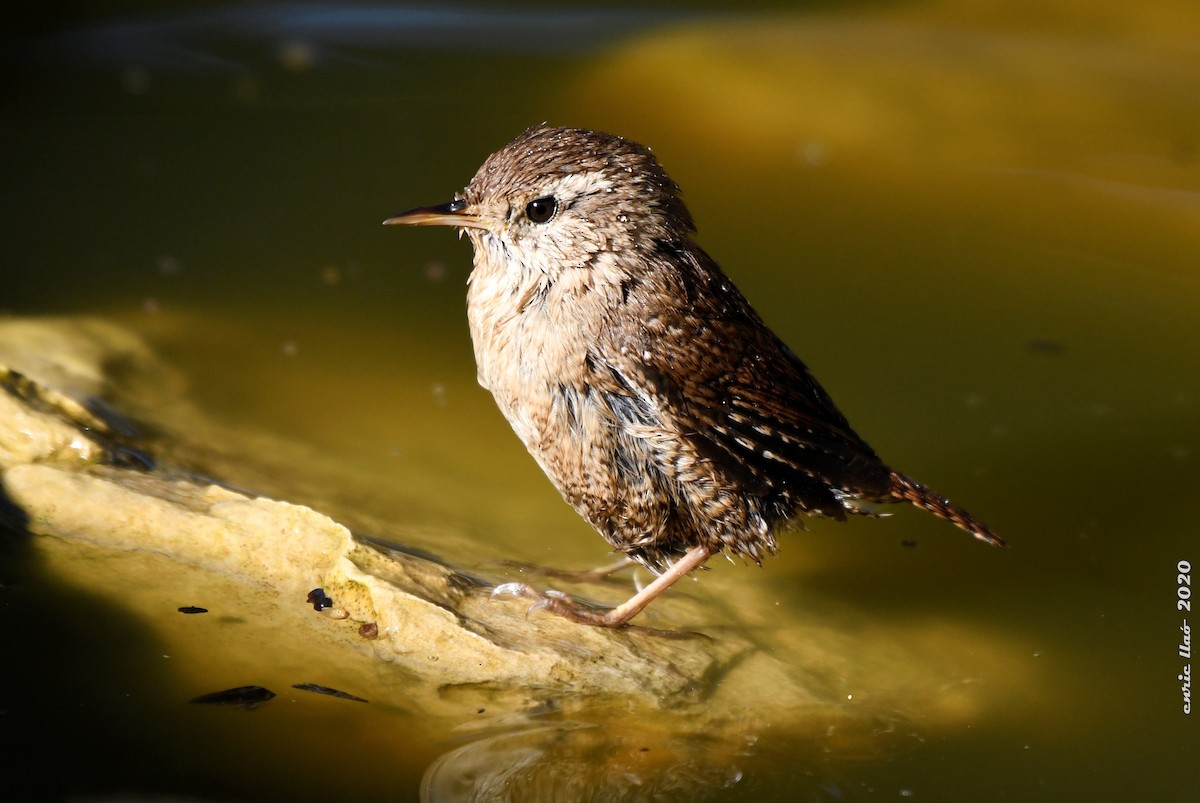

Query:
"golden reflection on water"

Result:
[[4, 1, 1199, 800]]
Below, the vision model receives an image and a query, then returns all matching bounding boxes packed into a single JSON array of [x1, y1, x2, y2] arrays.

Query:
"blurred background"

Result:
[[2, 1, 1198, 800]]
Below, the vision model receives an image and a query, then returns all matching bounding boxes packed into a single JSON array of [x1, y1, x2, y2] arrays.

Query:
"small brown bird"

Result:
[[385, 125, 1003, 628]]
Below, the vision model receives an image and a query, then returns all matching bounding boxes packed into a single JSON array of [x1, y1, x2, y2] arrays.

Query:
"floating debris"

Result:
[[292, 683, 368, 703], [307, 588, 333, 611], [190, 685, 276, 709], [177, 605, 208, 614], [358, 622, 379, 639]]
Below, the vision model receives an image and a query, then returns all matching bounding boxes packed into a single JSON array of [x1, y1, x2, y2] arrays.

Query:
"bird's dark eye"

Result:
[[525, 196, 557, 224]]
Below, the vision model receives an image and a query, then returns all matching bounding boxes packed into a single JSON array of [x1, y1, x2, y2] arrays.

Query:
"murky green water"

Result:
[[3, 2, 1198, 800]]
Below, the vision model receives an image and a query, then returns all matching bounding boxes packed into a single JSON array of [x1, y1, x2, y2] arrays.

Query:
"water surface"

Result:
[[2, 1, 1198, 800]]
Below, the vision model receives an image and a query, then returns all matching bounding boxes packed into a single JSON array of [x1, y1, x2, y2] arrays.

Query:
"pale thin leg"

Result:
[[494, 545, 713, 628], [594, 545, 712, 626]]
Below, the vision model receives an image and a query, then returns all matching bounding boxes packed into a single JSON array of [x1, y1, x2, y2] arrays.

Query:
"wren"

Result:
[[385, 125, 1003, 628]]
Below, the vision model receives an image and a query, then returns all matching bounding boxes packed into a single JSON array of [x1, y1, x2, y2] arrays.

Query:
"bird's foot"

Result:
[[489, 545, 715, 632], [491, 582, 624, 627], [489, 581, 708, 638]]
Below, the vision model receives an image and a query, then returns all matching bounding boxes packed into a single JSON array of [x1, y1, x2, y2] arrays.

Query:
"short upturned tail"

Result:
[[889, 472, 1005, 547]]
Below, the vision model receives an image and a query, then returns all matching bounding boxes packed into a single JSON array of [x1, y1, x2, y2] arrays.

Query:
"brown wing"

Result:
[[594, 242, 894, 518]]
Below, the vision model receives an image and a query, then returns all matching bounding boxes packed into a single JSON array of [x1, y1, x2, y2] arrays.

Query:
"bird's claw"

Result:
[[490, 582, 615, 625], [490, 581, 540, 602]]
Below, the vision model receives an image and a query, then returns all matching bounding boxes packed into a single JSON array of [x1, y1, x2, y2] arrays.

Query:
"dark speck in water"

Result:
[[292, 683, 368, 703], [1027, 338, 1065, 355], [901, 540, 918, 548], [177, 605, 208, 614], [190, 686, 276, 709]]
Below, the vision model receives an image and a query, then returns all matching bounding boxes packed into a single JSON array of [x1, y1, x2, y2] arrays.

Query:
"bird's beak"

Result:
[[382, 199, 487, 229]]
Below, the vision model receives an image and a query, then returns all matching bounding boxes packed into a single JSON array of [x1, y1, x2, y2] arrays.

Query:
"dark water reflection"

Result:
[[3, 2, 1199, 801], [14, 3, 695, 65]]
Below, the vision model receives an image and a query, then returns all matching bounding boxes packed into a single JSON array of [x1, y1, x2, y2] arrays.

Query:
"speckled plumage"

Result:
[[387, 125, 1002, 626]]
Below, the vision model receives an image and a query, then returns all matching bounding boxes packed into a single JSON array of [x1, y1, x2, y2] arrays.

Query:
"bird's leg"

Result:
[[493, 545, 713, 628]]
